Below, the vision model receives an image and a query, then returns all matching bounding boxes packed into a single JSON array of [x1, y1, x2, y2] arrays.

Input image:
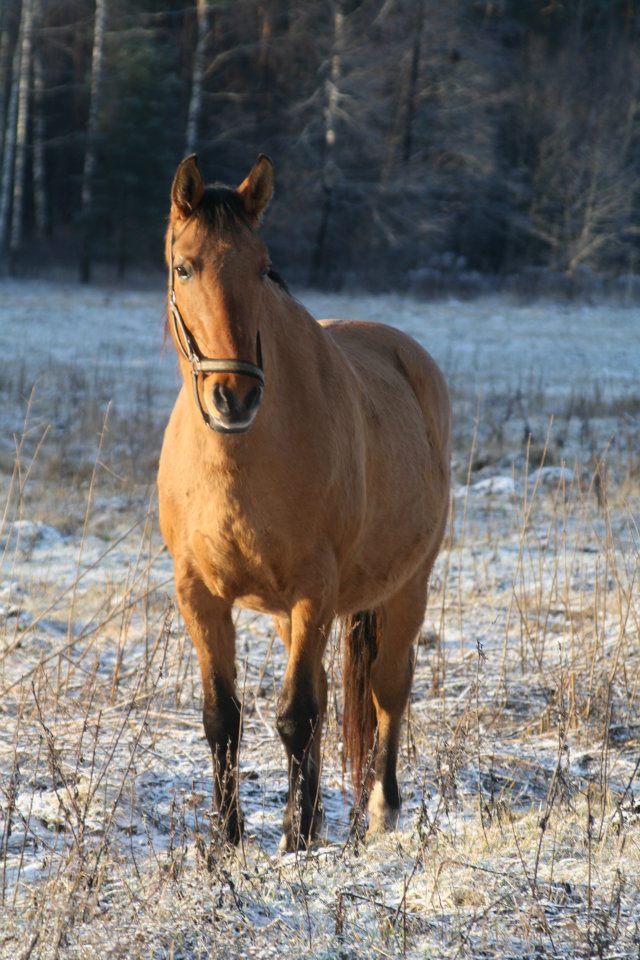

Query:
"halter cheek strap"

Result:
[[169, 235, 265, 432]]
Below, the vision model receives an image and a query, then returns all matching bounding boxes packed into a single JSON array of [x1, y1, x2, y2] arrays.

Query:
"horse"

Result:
[[158, 154, 451, 852]]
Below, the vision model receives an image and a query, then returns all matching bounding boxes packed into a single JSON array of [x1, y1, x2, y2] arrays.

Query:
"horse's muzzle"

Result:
[[209, 382, 263, 433]]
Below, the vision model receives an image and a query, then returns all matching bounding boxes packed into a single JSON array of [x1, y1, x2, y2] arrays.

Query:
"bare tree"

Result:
[[528, 42, 640, 275], [9, 0, 34, 257], [0, 6, 22, 261], [380, 0, 429, 180], [185, 0, 210, 155], [80, 0, 107, 283], [309, 0, 344, 285]]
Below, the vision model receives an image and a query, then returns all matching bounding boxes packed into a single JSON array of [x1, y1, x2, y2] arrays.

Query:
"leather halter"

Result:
[[169, 233, 265, 432]]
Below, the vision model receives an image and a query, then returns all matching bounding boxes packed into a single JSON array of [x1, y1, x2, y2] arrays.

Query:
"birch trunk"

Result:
[[0, 8, 22, 260], [10, 0, 34, 256], [185, 0, 209, 155], [80, 0, 107, 283], [309, 0, 344, 286]]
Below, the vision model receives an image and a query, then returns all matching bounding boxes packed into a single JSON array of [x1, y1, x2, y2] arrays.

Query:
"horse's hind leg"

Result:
[[275, 602, 330, 852], [368, 564, 431, 836], [175, 567, 242, 844]]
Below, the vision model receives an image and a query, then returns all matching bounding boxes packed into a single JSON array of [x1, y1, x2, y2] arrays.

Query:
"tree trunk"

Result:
[[32, 47, 47, 240], [402, 0, 424, 164], [9, 0, 34, 259], [185, 0, 209, 155], [80, 0, 107, 283], [258, 3, 272, 104], [0, 8, 23, 263], [310, 0, 344, 286], [0, 6, 12, 162], [116, 180, 127, 279]]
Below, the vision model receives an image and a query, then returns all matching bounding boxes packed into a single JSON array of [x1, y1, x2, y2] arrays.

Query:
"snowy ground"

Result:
[[0, 280, 639, 958]]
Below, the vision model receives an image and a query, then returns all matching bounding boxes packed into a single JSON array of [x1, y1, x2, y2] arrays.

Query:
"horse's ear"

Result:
[[237, 154, 273, 225], [171, 154, 204, 220]]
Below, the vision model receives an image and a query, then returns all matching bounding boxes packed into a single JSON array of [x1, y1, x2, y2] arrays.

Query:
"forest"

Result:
[[0, 0, 639, 290]]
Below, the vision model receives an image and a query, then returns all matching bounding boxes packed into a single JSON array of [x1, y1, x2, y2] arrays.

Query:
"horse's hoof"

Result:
[[280, 799, 323, 853], [279, 828, 312, 853], [279, 820, 321, 854], [279, 832, 293, 853], [366, 782, 400, 837]]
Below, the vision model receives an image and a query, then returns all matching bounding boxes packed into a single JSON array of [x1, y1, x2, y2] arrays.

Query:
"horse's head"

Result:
[[167, 154, 274, 434]]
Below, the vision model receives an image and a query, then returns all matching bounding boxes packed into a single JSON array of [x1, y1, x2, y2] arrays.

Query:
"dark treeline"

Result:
[[1, 0, 639, 289]]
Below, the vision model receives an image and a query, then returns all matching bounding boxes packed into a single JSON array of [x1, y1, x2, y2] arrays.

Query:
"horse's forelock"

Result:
[[187, 185, 289, 294], [194, 185, 251, 236]]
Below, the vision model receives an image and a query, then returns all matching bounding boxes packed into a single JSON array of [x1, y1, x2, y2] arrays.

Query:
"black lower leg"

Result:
[[276, 688, 322, 849], [374, 729, 401, 811], [203, 679, 243, 843]]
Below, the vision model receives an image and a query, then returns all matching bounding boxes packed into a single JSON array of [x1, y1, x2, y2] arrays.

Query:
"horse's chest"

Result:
[[187, 506, 290, 612]]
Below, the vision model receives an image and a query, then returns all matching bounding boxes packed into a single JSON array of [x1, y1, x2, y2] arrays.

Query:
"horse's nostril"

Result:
[[212, 383, 235, 415], [212, 381, 262, 423], [245, 385, 262, 412]]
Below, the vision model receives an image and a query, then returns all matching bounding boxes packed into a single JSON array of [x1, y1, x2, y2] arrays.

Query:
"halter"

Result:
[[169, 233, 265, 432]]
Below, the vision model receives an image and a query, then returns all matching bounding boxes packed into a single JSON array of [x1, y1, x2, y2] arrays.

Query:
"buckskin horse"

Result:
[[158, 154, 451, 852]]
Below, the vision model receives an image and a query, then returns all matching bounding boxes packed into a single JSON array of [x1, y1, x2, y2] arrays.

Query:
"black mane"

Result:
[[195, 185, 250, 232], [266, 267, 289, 294]]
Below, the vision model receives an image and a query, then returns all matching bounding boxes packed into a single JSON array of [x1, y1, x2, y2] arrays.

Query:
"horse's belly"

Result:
[[336, 445, 448, 612], [336, 523, 434, 612], [233, 592, 288, 616]]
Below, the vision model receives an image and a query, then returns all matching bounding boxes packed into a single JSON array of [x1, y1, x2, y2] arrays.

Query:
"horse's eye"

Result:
[[176, 263, 191, 280]]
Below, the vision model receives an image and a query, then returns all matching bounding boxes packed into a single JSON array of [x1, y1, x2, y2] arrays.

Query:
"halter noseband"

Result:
[[169, 234, 265, 432]]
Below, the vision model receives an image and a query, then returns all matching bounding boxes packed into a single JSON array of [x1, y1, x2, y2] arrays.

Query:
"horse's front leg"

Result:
[[175, 567, 242, 844], [275, 602, 330, 852]]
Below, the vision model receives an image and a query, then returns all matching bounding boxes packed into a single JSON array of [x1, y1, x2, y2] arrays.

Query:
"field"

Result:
[[1, 280, 639, 959]]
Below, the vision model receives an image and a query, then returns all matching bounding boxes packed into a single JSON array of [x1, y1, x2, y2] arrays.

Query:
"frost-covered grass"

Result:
[[0, 280, 639, 958]]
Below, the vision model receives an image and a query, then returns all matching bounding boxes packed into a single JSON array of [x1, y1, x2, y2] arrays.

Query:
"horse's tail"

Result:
[[342, 610, 378, 800]]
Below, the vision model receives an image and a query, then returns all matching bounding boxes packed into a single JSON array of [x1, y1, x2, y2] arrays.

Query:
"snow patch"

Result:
[[1, 520, 65, 557], [454, 475, 517, 498], [529, 465, 575, 486]]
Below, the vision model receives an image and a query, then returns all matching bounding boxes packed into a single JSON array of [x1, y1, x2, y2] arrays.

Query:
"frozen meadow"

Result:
[[0, 279, 639, 959]]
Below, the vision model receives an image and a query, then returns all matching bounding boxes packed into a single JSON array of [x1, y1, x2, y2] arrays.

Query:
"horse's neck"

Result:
[[266, 294, 321, 380], [194, 291, 326, 463], [259, 292, 328, 420]]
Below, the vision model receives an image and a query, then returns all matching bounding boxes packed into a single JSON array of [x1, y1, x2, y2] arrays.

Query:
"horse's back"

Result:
[[321, 318, 450, 456]]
